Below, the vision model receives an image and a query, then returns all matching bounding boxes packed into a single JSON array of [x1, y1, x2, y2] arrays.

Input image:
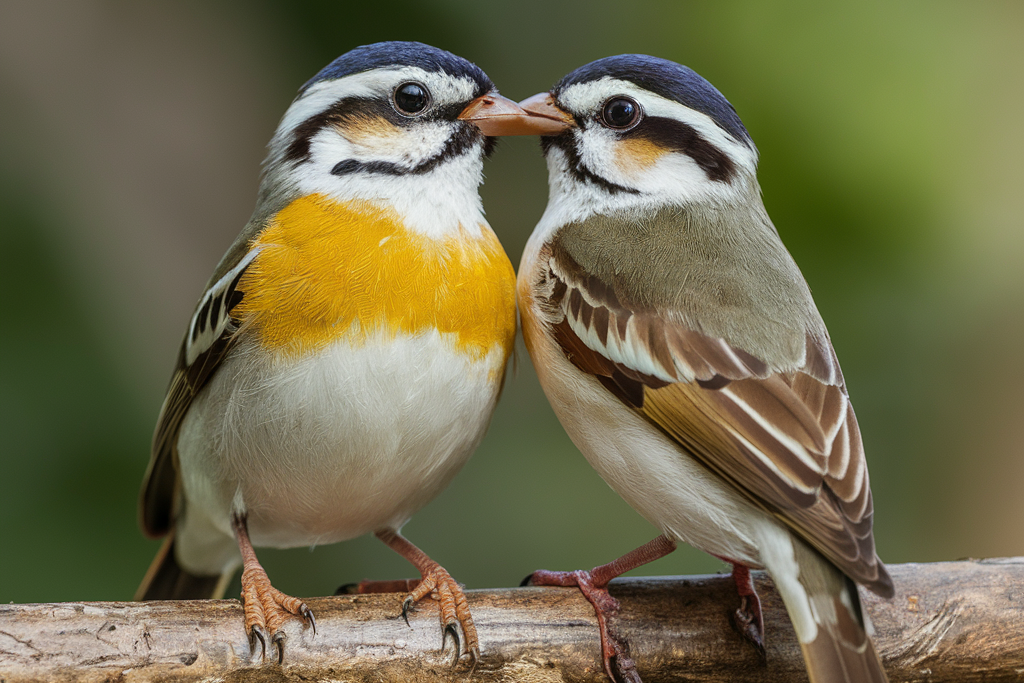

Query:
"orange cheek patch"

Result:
[[337, 117, 404, 146], [235, 194, 517, 361], [616, 138, 667, 174]]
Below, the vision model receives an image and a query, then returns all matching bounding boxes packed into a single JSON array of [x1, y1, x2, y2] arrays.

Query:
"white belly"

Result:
[[176, 329, 504, 564], [520, 295, 771, 569]]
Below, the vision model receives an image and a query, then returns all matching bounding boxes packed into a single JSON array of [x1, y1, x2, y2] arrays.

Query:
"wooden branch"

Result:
[[1, 558, 1022, 682]]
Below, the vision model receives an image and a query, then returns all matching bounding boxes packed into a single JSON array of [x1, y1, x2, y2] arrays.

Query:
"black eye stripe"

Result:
[[285, 97, 392, 163], [625, 116, 737, 183], [545, 112, 737, 188], [284, 94, 476, 165]]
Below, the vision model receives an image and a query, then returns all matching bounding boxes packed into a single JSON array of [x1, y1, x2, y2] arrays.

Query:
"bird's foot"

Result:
[[400, 564, 479, 669], [240, 563, 316, 664], [733, 595, 765, 656], [372, 530, 479, 669], [727, 562, 765, 657], [526, 569, 641, 683]]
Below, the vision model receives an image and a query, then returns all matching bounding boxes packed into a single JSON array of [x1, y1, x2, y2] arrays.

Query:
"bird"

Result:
[[516, 55, 893, 683], [135, 41, 543, 666]]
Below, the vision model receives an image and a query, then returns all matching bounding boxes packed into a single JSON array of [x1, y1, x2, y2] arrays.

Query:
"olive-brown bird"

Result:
[[517, 55, 893, 683]]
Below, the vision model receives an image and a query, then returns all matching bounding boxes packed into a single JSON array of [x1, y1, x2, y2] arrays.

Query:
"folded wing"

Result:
[[139, 247, 261, 538], [534, 243, 892, 596]]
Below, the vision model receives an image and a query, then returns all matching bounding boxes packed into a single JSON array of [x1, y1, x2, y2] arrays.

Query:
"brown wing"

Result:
[[535, 244, 893, 597], [138, 248, 259, 538]]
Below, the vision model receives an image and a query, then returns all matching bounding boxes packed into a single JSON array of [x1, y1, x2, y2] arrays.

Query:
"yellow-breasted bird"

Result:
[[517, 56, 893, 683], [136, 41, 541, 665]]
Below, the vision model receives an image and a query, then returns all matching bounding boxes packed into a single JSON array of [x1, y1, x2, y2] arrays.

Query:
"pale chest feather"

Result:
[[518, 245, 765, 566], [178, 331, 509, 548], [235, 193, 517, 363]]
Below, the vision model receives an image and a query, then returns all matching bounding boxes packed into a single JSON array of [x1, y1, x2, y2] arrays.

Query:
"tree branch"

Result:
[[1, 558, 1022, 682]]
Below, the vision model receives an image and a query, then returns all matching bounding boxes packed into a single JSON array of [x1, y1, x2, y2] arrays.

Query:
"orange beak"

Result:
[[458, 92, 571, 136], [517, 92, 576, 135]]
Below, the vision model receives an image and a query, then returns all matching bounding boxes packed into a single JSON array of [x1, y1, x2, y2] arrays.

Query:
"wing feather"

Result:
[[138, 247, 259, 538], [533, 243, 893, 597]]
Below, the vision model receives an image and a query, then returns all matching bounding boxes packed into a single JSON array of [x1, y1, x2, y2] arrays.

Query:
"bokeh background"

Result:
[[1, 1, 1022, 604]]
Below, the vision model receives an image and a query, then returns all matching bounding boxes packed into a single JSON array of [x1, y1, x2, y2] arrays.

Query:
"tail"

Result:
[[135, 531, 233, 600], [769, 536, 889, 683]]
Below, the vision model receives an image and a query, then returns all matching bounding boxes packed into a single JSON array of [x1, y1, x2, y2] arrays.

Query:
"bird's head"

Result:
[[260, 41, 535, 236], [520, 55, 760, 224]]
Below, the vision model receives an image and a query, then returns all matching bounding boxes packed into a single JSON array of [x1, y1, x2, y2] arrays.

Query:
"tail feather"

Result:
[[768, 534, 890, 683], [136, 532, 233, 600], [799, 576, 888, 683]]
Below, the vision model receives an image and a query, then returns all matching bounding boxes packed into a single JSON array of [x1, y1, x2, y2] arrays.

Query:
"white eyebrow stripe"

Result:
[[277, 67, 481, 138], [558, 78, 756, 166]]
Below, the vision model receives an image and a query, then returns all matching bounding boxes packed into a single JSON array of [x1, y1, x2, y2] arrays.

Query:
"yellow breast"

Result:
[[235, 193, 516, 360]]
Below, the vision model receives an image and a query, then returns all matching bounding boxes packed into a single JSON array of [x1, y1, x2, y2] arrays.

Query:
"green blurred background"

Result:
[[1, 1, 1022, 604]]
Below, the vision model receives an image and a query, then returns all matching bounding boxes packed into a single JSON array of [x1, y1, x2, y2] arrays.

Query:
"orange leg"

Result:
[[375, 529, 479, 668], [526, 535, 677, 683], [233, 514, 315, 663]]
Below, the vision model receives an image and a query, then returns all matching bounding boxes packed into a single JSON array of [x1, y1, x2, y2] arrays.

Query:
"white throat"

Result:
[[290, 145, 487, 239]]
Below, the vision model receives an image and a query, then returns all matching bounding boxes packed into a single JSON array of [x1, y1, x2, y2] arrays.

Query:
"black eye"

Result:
[[394, 82, 430, 115], [601, 97, 641, 129]]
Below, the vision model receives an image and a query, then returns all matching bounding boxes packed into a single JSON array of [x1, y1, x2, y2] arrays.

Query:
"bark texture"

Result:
[[1, 558, 1021, 682]]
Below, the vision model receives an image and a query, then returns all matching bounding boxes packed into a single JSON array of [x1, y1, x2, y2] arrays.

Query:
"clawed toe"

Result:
[[234, 514, 314, 664], [442, 622, 461, 666], [528, 568, 635, 683], [608, 653, 643, 683], [240, 566, 315, 663], [399, 564, 479, 666], [523, 540, 676, 683], [733, 596, 766, 658], [300, 604, 317, 636], [401, 596, 416, 627], [373, 530, 480, 668], [727, 563, 765, 658], [249, 624, 267, 661], [272, 630, 287, 665]]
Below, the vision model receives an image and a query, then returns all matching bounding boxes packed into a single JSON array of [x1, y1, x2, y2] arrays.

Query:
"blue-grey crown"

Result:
[[553, 54, 751, 148], [301, 41, 493, 97]]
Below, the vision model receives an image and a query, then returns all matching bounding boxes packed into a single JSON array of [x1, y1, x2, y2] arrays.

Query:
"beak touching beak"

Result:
[[458, 92, 573, 136], [517, 93, 575, 135]]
